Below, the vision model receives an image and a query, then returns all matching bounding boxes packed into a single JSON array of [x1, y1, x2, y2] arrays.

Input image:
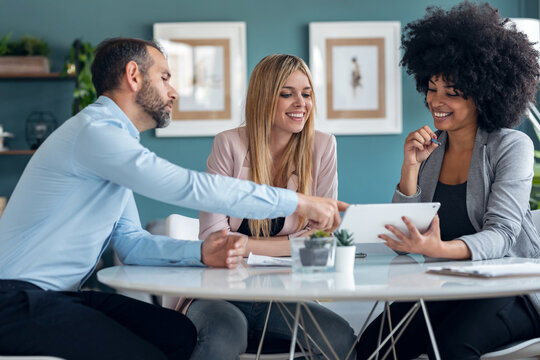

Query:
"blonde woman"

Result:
[[185, 54, 356, 360], [199, 55, 337, 254]]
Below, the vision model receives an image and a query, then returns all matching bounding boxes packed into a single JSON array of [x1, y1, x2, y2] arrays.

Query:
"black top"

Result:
[[237, 217, 286, 237], [432, 181, 476, 241]]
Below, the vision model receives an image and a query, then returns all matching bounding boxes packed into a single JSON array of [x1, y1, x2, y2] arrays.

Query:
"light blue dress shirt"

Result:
[[0, 96, 298, 291]]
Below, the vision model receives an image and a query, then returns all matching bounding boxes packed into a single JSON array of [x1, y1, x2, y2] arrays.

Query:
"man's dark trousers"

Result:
[[0, 280, 196, 360]]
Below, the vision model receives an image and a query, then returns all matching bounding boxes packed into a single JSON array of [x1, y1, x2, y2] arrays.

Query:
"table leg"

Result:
[[297, 308, 315, 357], [272, 299, 436, 360], [365, 302, 420, 360], [384, 302, 398, 360], [275, 302, 309, 358], [348, 301, 380, 360], [376, 303, 388, 360], [420, 299, 441, 360], [276, 301, 332, 359], [255, 300, 274, 360], [289, 303, 301, 360], [302, 303, 339, 359], [280, 300, 420, 360], [358, 300, 441, 360], [380, 303, 420, 360]]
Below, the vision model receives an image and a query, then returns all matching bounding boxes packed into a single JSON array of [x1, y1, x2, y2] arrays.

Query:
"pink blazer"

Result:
[[199, 126, 338, 240]]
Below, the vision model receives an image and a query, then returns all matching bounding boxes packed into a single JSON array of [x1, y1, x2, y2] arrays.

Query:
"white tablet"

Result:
[[339, 202, 441, 243]]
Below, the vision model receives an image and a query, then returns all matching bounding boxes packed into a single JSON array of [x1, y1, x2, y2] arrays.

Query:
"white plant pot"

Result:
[[335, 271, 355, 290], [335, 246, 356, 272]]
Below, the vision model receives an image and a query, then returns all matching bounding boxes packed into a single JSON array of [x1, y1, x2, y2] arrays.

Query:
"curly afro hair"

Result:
[[401, 1, 540, 132]]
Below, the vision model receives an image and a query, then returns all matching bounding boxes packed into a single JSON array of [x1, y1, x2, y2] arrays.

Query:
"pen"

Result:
[[431, 138, 442, 146]]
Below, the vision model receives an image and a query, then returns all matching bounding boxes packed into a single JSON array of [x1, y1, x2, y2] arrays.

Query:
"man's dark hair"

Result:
[[401, 1, 540, 132], [91, 38, 163, 96]]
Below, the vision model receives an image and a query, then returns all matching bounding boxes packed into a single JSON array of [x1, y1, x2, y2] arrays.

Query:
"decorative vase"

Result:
[[299, 247, 330, 266], [290, 236, 336, 273], [335, 246, 356, 272], [25, 111, 57, 149]]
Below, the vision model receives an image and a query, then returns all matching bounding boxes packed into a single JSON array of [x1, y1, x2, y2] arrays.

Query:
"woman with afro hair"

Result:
[[357, 2, 540, 359]]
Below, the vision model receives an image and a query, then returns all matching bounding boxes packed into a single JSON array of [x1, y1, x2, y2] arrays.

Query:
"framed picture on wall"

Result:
[[153, 22, 246, 137], [309, 22, 402, 135]]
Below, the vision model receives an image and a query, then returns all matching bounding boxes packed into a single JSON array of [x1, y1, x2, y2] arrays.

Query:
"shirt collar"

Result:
[[95, 95, 141, 139]]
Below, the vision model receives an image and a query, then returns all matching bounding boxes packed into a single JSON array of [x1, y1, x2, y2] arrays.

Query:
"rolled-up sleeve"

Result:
[[112, 193, 203, 266], [392, 184, 422, 203], [111, 194, 203, 266]]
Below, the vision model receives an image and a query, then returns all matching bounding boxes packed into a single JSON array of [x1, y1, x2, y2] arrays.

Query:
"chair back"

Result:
[[165, 214, 199, 240], [161, 214, 200, 309]]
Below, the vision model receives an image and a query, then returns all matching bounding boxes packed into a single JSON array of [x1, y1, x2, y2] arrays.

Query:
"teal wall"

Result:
[[0, 0, 537, 226]]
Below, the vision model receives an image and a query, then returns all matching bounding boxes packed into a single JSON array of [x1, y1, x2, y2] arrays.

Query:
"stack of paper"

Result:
[[427, 262, 540, 278], [247, 252, 292, 267]]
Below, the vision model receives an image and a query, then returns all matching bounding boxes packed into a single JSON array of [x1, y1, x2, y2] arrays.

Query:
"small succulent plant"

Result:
[[334, 229, 354, 247], [304, 230, 333, 248], [299, 230, 334, 266], [311, 230, 332, 238]]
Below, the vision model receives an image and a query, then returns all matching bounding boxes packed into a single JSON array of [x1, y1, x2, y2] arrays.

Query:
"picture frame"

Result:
[[153, 22, 246, 137], [309, 22, 402, 135]]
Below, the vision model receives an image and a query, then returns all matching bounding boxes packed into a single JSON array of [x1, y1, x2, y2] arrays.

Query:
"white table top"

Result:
[[98, 255, 540, 302]]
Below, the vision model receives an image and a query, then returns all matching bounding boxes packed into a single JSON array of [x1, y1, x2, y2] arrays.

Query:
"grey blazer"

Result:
[[393, 127, 540, 312]]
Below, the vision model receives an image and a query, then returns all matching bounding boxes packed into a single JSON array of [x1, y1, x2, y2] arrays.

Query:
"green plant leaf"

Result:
[[310, 230, 332, 239], [0, 34, 50, 57], [0, 33, 12, 55], [63, 39, 97, 114], [334, 229, 354, 246]]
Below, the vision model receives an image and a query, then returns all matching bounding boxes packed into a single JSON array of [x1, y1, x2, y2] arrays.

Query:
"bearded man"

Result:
[[0, 38, 344, 359]]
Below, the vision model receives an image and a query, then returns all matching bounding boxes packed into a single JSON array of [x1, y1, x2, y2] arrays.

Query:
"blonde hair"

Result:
[[245, 54, 316, 238]]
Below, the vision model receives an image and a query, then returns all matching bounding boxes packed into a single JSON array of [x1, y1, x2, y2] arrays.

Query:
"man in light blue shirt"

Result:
[[0, 38, 344, 359]]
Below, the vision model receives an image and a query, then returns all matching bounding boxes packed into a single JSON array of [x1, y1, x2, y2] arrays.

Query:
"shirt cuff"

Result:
[[395, 184, 421, 198], [183, 240, 204, 266]]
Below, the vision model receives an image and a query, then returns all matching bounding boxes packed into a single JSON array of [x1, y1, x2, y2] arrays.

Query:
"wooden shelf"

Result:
[[0, 150, 35, 155], [0, 72, 75, 80]]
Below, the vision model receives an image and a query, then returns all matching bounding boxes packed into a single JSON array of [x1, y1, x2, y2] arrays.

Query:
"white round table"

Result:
[[98, 255, 540, 360], [98, 255, 540, 302]]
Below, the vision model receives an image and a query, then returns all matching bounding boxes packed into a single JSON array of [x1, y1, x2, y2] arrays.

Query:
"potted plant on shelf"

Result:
[[299, 230, 335, 267], [62, 39, 97, 114], [334, 229, 356, 272], [0, 33, 51, 74]]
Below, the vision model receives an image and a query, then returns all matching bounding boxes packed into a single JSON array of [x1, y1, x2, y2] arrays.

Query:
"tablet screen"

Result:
[[339, 202, 440, 243]]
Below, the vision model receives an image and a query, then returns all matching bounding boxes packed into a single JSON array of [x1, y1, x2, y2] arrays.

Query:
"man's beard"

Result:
[[136, 77, 172, 129]]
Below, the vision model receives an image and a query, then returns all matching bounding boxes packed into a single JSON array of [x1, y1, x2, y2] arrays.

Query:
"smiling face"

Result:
[[426, 75, 477, 133], [272, 70, 313, 138], [135, 46, 178, 128]]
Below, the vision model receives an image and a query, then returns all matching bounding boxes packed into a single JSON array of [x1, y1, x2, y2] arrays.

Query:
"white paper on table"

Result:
[[247, 252, 292, 267], [427, 262, 540, 278]]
